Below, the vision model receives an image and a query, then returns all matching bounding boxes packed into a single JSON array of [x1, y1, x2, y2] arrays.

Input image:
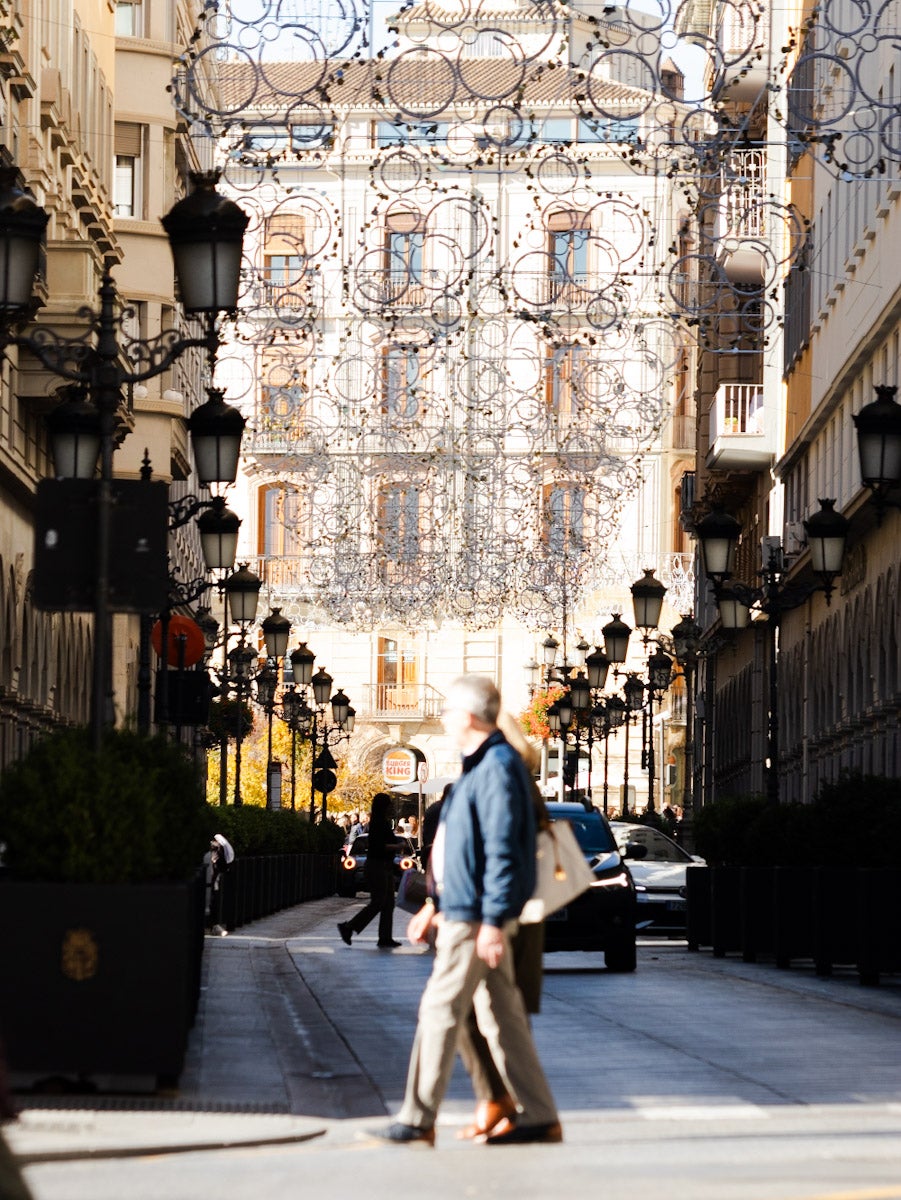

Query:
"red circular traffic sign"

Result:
[[151, 615, 206, 667]]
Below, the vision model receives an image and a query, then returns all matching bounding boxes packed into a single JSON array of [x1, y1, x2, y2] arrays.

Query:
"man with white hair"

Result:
[[370, 674, 561, 1147]]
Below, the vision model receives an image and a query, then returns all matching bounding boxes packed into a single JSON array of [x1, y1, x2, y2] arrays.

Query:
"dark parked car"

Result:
[[542, 802, 637, 971], [337, 833, 419, 898], [610, 821, 705, 934]]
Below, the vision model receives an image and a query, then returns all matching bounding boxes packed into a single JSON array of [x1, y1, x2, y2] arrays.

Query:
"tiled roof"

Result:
[[218, 57, 658, 113], [393, 1, 572, 22]]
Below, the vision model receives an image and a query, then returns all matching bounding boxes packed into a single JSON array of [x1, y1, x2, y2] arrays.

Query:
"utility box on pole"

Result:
[[267, 761, 283, 810]]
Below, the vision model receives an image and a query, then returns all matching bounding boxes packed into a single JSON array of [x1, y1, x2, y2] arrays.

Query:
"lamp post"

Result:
[[138, 419, 244, 737], [281, 687, 302, 811], [226, 641, 257, 807], [696, 499, 849, 805], [308, 676, 355, 825], [592, 695, 626, 816], [255, 663, 278, 766], [280, 643, 354, 823], [540, 629, 600, 802], [281, 643, 314, 812], [575, 646, 608, 800], [645, 646, 673, 812], [222, 563, 263, 806], [629, 569, 673, 813], [259, 607, 292, 809], [620, 673, 646, 818], [0, 168, 248, 748], [669, 613, 703, 846]]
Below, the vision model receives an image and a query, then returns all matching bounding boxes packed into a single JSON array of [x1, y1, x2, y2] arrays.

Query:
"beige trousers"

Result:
[[397, 918, 558, 1130]]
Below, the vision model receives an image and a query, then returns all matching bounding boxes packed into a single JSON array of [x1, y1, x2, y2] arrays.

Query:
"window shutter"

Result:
[[115, 121, 142, 157]]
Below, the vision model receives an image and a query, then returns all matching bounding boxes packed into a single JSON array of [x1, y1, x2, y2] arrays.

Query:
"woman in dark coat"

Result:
[[338, 793, 403, 949]]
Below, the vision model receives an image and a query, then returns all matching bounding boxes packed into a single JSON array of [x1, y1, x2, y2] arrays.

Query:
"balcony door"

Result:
[[377, 637, 419, 712]]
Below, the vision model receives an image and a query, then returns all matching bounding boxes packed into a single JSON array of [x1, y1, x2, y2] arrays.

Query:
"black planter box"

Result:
[[685, 865, 711, 951], [710, 866, 742, 958], [856, 868, 901, 985], [0, 877, 204, 1082], [740, 867, 775, 963], [813, 865, 857, 976], [773, 867, 816, 968]]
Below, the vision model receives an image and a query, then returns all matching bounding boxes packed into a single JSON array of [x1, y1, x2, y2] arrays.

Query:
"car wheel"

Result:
[[605, 939, 637, 972]]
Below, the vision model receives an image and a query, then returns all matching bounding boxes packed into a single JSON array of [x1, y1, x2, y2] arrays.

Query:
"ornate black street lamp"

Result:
[[278, 644, 354, 823], [221, 564, 262, 806], [696, 499, 849, 804], [620, 673, 646, 818], [669, 613, 703, 846], [589, 695, 626, 816], [256, 607, 292, 807], [137, 405, 244, 737], [0, 167, 248, 748]]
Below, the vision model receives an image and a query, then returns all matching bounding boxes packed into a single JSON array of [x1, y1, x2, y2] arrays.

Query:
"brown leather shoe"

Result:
[[457, 1096, 516, 1141], [485, 1119, 563, 1145]]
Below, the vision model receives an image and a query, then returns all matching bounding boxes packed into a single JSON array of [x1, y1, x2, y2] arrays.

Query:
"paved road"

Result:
[[15, 895, 901, 1200]]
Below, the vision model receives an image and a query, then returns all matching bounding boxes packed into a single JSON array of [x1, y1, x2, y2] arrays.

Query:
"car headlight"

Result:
[[590, 871, 631, 888]]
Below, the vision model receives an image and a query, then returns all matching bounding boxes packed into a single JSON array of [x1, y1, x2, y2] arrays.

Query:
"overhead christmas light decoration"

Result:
[[169, 0, 889, 628]]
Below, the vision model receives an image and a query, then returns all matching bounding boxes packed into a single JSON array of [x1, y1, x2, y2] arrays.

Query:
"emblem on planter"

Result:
[[61, 928, 99, 981]]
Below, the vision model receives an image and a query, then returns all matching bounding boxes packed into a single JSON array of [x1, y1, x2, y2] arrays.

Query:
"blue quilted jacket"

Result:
[[438, 730, 536, 927]]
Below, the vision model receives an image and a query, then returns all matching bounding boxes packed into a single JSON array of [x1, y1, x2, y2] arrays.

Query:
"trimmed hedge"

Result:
[[0, 727, 209, 884], [693, 774, 901, 868], [204, 805, 344, 857]]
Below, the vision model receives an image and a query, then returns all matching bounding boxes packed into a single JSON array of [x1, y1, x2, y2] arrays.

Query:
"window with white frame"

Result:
[[115, 1, 142, 36], [114, 123, 143, 218]]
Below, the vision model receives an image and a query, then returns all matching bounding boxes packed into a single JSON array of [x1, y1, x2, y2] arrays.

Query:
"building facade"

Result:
[[0, 0, 218, 761], [678, 0, 901, 805], [201, 0, 697, 806]]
